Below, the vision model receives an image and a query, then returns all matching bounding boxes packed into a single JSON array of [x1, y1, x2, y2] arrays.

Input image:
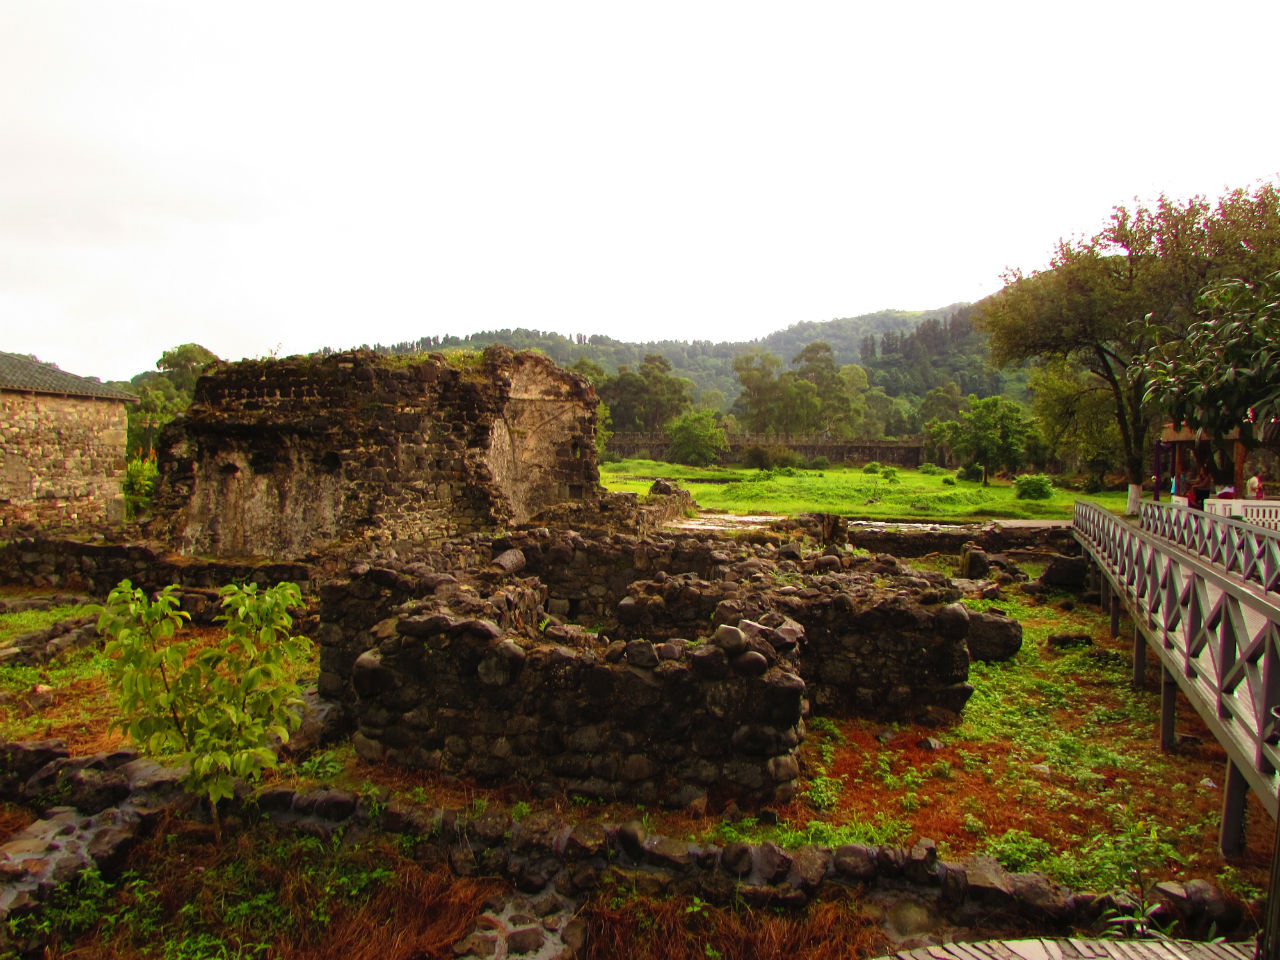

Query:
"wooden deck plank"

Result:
[[1070, 940, 1109, 959], [1005, 940, 1052, 960], [947, 942, 991, 960], [1159, 941, 1195, 960], [868, 942, 1257, 960]]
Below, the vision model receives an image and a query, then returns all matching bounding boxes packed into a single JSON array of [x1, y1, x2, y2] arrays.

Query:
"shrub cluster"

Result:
[[741, 445, 803, 470], [1014, 473, 1054, 500]]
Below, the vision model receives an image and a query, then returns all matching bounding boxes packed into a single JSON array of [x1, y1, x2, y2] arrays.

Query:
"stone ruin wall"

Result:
[[312, 527, 993, 807], [149, 347, 602, 557], [0, 521, 1039, 809], [0, 392, 129, 529]]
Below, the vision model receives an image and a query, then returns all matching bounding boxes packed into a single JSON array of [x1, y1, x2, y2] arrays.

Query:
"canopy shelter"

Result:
[[1154, 424, 1243, 502], [1155, 424, 1279, 503]]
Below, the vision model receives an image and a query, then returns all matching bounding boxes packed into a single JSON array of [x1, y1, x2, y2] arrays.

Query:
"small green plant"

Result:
[[296, 750, 343, 781], [942, 476, 956, 486], [984, 828, 1051, 872], [8, 866, 113, 946], [962, 813, 986, 836], [511, 800, 532, 822], [95, 579, 312, 841], [861, 461, 882, 474], [1014, 473, 1054, 500], [880, 467, 898, 482], [807, 716, 846, 742], [804, 775, 845, 811], [360, 781, 387, 820], [917, 462, 942, 475]]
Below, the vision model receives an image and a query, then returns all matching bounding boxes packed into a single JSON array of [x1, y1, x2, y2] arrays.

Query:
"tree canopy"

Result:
[[1140, 272, 1280, 446], [978, 181, 1280, 489]]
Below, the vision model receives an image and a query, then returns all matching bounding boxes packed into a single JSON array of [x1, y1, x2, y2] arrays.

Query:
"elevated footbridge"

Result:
[[1072, 499, 1280, 857]]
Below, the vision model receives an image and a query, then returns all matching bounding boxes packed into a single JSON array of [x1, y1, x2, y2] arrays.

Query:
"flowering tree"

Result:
[[1140, 272, 1280, 447]]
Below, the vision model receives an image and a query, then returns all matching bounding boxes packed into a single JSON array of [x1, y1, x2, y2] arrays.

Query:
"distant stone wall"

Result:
[[150, 347, 602, 557], [0, 392, 129, 529]]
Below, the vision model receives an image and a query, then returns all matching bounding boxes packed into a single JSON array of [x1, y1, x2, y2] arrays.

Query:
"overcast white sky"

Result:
[[4, 1, 1279, 383]]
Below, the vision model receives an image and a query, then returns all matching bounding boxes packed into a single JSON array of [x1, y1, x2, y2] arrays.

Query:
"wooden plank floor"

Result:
[[877, 940, 1256, 960]]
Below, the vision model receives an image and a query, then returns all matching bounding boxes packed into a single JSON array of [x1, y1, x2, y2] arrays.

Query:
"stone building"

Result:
[[151, 347, 606, 557], [0, 352, 136, 529]]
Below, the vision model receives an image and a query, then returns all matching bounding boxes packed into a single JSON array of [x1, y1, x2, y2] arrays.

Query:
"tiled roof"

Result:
[[0, 352, 137, 402]]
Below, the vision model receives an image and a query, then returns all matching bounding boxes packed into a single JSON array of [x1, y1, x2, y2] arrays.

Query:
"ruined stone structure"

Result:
[[151, 347, 603, 557], [0, 352, 135, 530], [309, 526, 987, 806]]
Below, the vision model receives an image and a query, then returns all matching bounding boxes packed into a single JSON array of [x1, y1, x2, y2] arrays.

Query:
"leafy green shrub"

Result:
[[957, 463, 984, 482], [770, 447, 803, 469], [122, 456, 158, 519], [861, 461, 882, 474], [880, 467, 898, 482], [664, 409, 728, 466], [742, 445, 772, 470], [1084, 474, 1105, 493], [805, 455, 830, 470], [942, 477, 956, 486], [96, 579, 312, 839], [917, 462, 942, 475], [1014, 473, 1054, 500]]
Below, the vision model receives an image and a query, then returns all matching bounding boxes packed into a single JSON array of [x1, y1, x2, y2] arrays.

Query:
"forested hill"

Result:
[[343, 302, 1021, 407]]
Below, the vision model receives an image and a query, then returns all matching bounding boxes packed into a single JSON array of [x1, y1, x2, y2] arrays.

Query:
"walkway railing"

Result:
[[1073, 500, 1280, 856], [1137, 499, 1280, 594]]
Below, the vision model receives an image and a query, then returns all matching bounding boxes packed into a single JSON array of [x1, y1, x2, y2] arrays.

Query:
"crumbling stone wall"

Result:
[[312, 523, 976, 808], [0, 537, 313, 600], [0, 393, 129, 529], [349, 612, 804, 807], [150, 347, 602, 557]]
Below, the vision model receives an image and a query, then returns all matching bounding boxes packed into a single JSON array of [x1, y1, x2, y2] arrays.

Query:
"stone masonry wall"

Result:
[[0, 393, 129, 529], [0, 537, 313, 601], [349, 612, 804, 808], [150, 347, 601, 557]]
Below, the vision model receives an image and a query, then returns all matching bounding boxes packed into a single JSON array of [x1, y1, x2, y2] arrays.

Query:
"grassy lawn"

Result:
[[601, 459, 1132, 521]]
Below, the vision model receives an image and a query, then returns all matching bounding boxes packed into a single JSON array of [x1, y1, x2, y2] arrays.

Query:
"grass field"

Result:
[[601, 460, 1132, 521]]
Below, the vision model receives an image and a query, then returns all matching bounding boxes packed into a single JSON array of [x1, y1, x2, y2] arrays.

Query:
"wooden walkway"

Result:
[[880, 938, 1256, 960], [1072, 499, 1280, 855]]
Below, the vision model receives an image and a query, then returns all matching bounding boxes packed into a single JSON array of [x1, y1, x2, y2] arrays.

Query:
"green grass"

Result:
[[601, 459, 1131, 521], [0, 602, 94, 648]]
